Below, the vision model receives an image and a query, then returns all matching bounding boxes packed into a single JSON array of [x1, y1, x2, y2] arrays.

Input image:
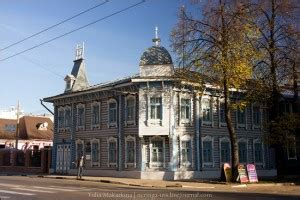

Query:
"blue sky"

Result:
[[0, 0, 194, 114]]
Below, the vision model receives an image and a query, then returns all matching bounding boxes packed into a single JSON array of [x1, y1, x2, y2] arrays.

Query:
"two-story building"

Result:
[[43, 31, 276, 180]]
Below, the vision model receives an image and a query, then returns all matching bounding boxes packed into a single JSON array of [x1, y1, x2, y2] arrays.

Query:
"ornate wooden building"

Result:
[[44, 30, 277, 180]]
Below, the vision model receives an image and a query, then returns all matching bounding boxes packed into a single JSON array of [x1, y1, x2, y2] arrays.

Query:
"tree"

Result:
[[171, 0, 258, 181], [252, 0, 299, 175]]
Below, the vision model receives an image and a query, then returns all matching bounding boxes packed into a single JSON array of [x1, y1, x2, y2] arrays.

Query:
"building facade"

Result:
[[0, 116, 53, 150], [44, 35, 276, 180]]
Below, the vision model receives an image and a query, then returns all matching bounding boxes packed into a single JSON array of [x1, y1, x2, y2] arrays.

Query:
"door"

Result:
[[56, 144, 71, 174]]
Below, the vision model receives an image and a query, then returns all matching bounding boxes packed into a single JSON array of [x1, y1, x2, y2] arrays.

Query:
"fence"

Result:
[[0, 148, 51, 174]]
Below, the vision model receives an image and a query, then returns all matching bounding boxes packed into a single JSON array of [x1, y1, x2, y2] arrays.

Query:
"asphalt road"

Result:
[[0, 176, 299, 200]]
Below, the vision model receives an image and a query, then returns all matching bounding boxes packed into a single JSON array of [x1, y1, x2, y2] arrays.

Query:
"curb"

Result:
[[37, 175, 183, 188], [35, 175, 296, 189]]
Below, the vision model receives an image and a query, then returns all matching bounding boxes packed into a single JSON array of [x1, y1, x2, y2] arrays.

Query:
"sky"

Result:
[[0, 0, 197, 115]]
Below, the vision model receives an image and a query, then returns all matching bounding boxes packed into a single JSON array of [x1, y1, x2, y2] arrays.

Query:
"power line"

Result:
[[0, 0, 109, 52], [0, 0, 146, 62], [20, 55, 64, 78]]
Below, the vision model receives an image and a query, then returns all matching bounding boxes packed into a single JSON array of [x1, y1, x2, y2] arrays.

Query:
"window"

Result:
[[125, 136, 136, 167], [77, 104, 85, 129], [126, 96, 135, 124], [65, 107, 71, 129], [219, 102, 226, 124], [108, 99, 117, 126], [287, 136, 297, 160], [92, 102, 100, 128], [150, 137, 164, 167], [4, 124, 16, 132], [58, 108, 64, 130], [91, 139, 100, 167], [85, 141, 91, 159], [220, 139, 230, 163], [202, 136, 213, 167], [76, 139, 84, 160], [202, 98, 212, 122], [150, 97, 162, 120], [181, 98, 191, 121], [181, 140, 192, 167], [203, 141, 212, 163], [253, 105, 261, 126], [238, 108, 246, 126], [108, 137, 117, 166], [254, 142, 263, 163], [238, 140, 247, 163]]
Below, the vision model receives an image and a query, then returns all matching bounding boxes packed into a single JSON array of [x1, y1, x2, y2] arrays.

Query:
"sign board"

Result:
[[223, 163, 232, 182], [247, 164, 258, 183], [237, 164, 249, 183], [85, 154, 91, 160]]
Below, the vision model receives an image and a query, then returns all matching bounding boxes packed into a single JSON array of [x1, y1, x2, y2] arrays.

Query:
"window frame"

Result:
[[180, 94, 192, 125], [149, 136, 165, 168], [58, 107, 65, 132], [64, 106, 72, 131], [76, 103, 85, 131], [202, 136, 214, 167], [147, 94, 163, 125], [252, 104, 261, 129], [90, 138, 100, 167], [108, 99, 117, 128], [125, 95, 136, 126], [91, 101, 101, 129], [253, 138, 264, 166], [287, 136, 297, 160], [125, 135, 136, 168], [202, 97, 213, 126], [237, 107, 247, 128], [218, 99, 226, 127], [107, 137, 117, 167], [219, 137, 231, 166], [238, 138, 248, 164], [180, 134, 193, 168]]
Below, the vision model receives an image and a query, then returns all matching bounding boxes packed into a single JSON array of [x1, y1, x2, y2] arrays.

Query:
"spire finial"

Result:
[[152, 26, 161, 46], [75, 42, 85, 60]]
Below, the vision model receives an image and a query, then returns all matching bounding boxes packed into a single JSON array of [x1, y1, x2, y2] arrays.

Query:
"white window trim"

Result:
[[64, 106, 72, 131], [107, 137, 117, 167], [75, 139, 84, 160], [218, 98, 227, 127], [90, 138, 100, 167], [238, 138, 248, 164], [237, 107, 247, 129], [125, 135, 136, 168], [149, 136, 165, 168], [287, 136, 297, 160], [253, 138, 264, 166], [201, 96, 213, 126], [91, 101, 101, 129], [58, 107, 65, 132], [125, 95, 136, 126], [179, 93, 193, 126], [180, 134, 194, 168], [76, 103, 85, 131], [107, 99, 117, 128], [219, 137, 231, 167], [147, 94, 163, 126], [202, 135, 214, 168], [252, 104, 261, 129]]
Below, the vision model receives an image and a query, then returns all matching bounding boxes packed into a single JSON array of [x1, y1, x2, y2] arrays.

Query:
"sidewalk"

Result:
[[36, 175, 296, 189]]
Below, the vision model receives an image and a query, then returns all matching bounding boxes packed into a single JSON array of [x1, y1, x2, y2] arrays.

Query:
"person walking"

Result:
[[77, 155, 84, 179]]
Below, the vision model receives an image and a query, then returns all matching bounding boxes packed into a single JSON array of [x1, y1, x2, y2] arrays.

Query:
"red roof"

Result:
[[0, 116, 53, 140]]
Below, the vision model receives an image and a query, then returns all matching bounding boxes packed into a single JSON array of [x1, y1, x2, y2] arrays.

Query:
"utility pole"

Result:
[[15, 100, 20, 149]]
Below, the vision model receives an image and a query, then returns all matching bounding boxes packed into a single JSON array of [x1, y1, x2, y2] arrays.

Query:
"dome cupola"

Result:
[[139, 27, 174, 77]]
